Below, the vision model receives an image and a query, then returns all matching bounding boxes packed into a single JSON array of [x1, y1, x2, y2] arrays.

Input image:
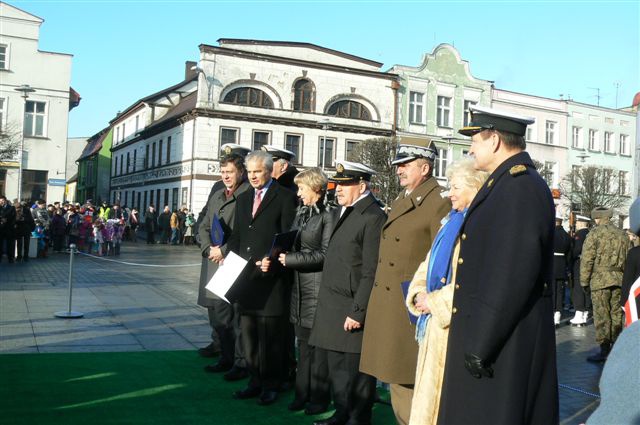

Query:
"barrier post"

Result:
[[55, 244, 84, 319]]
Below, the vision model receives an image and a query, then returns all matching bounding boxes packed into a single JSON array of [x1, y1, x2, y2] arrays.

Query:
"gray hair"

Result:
[[246, 150, 274, 172], [445, 158, 489, 191]]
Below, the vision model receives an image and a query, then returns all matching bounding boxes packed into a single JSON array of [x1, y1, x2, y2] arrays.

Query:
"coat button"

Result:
[[374, 282, 378, 287], [455, 284, 460, 289], [389, 262, 394, 267], [458, 258, 464, 265], [461, 233, 467, 240], [247, 247, 251, 253], [248, 225, 253, 229], [385, 286, 390, 291], [395, 236, 400, 242], [452, 307, 458, 314]]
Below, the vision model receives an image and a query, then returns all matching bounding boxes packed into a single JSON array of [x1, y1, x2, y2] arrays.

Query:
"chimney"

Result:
[[185, 61, 198, 80]]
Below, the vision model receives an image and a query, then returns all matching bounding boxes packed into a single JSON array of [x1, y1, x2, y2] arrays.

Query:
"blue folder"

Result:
[[401, 280, 419, 325], [210, 213, 225, 246]]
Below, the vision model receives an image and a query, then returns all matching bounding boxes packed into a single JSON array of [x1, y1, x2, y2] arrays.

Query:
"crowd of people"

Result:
[[0, 197, 198, 262], [191, 107, 639, 425], [1, 105, 638, 425]]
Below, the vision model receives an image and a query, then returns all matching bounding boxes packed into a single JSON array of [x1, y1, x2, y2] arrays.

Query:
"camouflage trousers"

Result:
[[590, 287, 623, 346]]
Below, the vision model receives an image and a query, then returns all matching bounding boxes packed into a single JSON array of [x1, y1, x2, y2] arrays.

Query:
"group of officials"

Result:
[[193, 106, 564, 425]]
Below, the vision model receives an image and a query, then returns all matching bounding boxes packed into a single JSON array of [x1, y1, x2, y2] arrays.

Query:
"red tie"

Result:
[[252, 189, 263, 217]]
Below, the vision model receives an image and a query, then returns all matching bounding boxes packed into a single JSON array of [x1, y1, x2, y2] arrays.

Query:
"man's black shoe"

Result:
[[198, 343, 220, 358], [223, 367, 248, 381], [257, 390, 278, 406], [587, 343, 611, 363], [232, 386, 261, 400], [287, 398, 306, 411], [305, 404, 329, 415], [313, 416, 345, 425], [204, 362, 232, 373]]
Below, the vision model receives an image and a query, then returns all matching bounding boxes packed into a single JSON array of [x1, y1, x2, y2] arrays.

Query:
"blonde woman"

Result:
[[405, 159, 488, 425]]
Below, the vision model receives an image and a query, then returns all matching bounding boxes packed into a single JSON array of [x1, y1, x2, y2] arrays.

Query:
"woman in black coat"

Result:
[[144, 205, 157, 244], [261, 168, 334, 414]]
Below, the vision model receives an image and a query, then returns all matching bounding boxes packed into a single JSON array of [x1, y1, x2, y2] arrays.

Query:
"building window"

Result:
[[122, 123, 126, 141], [436, 96, 451, 128], [172, 188, 178, 211], [157, 189, 162, 208], [124, 191, 128, 207], [327, 100, 371, 120], [545, 121, 556, 145], [135, 115, 140, 132], [119, 154, 123, 175], [158, 139, 163, 166], [86, 160, 94, 185], [0, 98, 5, 129], [588, 129, 598, 150], [619, 134, 629, 155], [220, 127, 238, 145], [166, 136, 171, 164], [22, 169, 47, 203], [116, 127, 120, 144], [619, 171, 628, 196], [604, 132, 614, 153], [435, 148, 448, 178], [143, 191, 148, 209], [223, 87, 273, 108], [525, 127, 533, 143], [544, 161, 557, 188], [151, 142, 156, 168], [163, 188, 168, 208], [24, 100, 46, 137], [463, 100, 476, 127], [126, 152, 130, 173], [252, 131, 270, 151], [346, 140, 360, 161], [572, 126, 582, 148], [181, 187, 188, 206], [285, 134, 302, 165], [145, 145, 150, 169], [318, 137, 335, 168], [114, 156, 118, 176], [137, 192, 141, 210], [133, 150, 137, 172], [409, 92, 424, 124], [0, 45, 7, 69], [293, 79, 314, 112], [0, 169, 6, 196], [149, 190, 154, 208]]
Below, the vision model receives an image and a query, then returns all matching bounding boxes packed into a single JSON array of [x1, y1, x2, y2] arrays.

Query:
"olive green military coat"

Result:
[[580, 223, 631, 291], [359, 177, 450, 384]]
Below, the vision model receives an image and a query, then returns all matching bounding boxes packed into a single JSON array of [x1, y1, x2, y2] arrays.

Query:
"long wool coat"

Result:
[[360, 177, 450, 384], [309, 193, 386, 353], [196, 181, 250, 308], [437, 152, 559, 425]]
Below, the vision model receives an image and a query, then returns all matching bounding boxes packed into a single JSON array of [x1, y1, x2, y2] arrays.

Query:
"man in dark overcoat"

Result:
[[553, 216, 572, 326], [262, 145, 299, 193], [309, 161, 387, 425], [359, 140, 450, 424], [437, 105, 559, 425], [197, 153, 250, 380], [570, 215, 592, 326], [0, 195, 17, 263], [227, 150, 297, 406]]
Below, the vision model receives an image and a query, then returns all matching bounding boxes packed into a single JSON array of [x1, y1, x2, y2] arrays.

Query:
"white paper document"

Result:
[[205, 251, 249, 303]]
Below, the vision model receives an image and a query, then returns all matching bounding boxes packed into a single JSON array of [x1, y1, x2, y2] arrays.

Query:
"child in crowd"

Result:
[[33, 220, 47, 258], [93, 219, 105, 256]]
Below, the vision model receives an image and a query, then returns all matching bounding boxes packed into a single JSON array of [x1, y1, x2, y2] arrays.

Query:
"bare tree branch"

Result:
[[559, 165, 626, 214], [350, 137, 401, 206], [0, 122, 21, 162]]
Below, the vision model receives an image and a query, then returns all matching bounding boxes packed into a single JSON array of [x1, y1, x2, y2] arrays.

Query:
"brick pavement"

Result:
[[0, 241, 603, 424]]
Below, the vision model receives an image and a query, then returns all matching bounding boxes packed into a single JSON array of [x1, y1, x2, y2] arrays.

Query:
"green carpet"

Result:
[[0, 351, 394, 424]]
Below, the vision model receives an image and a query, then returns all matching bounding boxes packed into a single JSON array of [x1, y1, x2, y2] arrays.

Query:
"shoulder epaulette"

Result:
[[509, 164, 528, 176]]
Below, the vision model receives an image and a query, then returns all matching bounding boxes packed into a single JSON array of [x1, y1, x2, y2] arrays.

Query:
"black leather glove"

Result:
[[464, 353, 493, 379]]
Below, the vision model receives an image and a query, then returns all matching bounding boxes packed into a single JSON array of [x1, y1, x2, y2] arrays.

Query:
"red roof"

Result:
[[633, 92, 640, 108]]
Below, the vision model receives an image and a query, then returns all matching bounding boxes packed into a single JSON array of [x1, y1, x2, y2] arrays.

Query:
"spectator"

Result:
[[158, 206, 171, 244], [144, 205, 157, 244], [0, 195, 17, 263], [14, 200, 35, 262]]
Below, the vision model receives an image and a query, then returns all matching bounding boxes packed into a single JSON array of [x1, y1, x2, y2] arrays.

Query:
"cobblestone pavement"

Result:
[[0, 241, 603, 424]]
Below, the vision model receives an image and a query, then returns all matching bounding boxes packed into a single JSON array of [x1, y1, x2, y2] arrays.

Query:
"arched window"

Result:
[[327, 100, 371, 120], [223, 87, 273, 109], [293, 79, 314, 112]]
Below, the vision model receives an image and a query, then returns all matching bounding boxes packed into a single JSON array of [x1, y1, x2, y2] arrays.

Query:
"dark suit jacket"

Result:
[[228, 180, 297, 317], [438, 151, 559, 425], [309, 193, 386, 354]]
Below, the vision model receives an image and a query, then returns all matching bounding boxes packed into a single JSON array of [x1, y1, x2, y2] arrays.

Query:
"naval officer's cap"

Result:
[[330, 160, 377, 184], [220, 143, 251, 159], [391, 140, 438, 166], [575, 214, 591, 222], [629, 198, 640, 235], [261, 145, 296, 162], [459, 105, 535, 137]]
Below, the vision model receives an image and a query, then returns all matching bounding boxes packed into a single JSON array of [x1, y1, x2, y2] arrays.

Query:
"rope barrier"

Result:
[[76, 251, 201, 268], [558, 383, 601, 399]]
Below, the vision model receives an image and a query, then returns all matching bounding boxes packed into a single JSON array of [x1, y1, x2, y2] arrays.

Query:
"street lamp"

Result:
[[13, 84, 35, 202], [319, 118, 331, 171]]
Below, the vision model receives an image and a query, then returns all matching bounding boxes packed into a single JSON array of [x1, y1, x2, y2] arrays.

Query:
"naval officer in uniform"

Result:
[[437, 105, 559, 425]]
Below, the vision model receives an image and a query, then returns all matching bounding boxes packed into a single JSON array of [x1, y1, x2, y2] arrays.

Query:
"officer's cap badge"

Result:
[[336, 163, 345, 173], [509, 164, 527, 176], [224, 146, 232, 155]]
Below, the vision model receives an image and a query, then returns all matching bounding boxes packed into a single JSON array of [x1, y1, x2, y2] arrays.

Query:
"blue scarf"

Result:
[[415, 209, 466, 343]]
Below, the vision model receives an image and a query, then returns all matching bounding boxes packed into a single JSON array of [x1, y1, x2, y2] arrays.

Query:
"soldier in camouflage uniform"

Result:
[[580, 207, 631, 362]]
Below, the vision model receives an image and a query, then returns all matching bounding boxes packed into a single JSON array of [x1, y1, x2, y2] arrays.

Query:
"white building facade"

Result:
[[0, 2, 75, 203], [110, 39, 397, 213]]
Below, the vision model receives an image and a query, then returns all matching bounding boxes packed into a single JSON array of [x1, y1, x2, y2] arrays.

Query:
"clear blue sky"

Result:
[[11, 0, 640, 137]]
